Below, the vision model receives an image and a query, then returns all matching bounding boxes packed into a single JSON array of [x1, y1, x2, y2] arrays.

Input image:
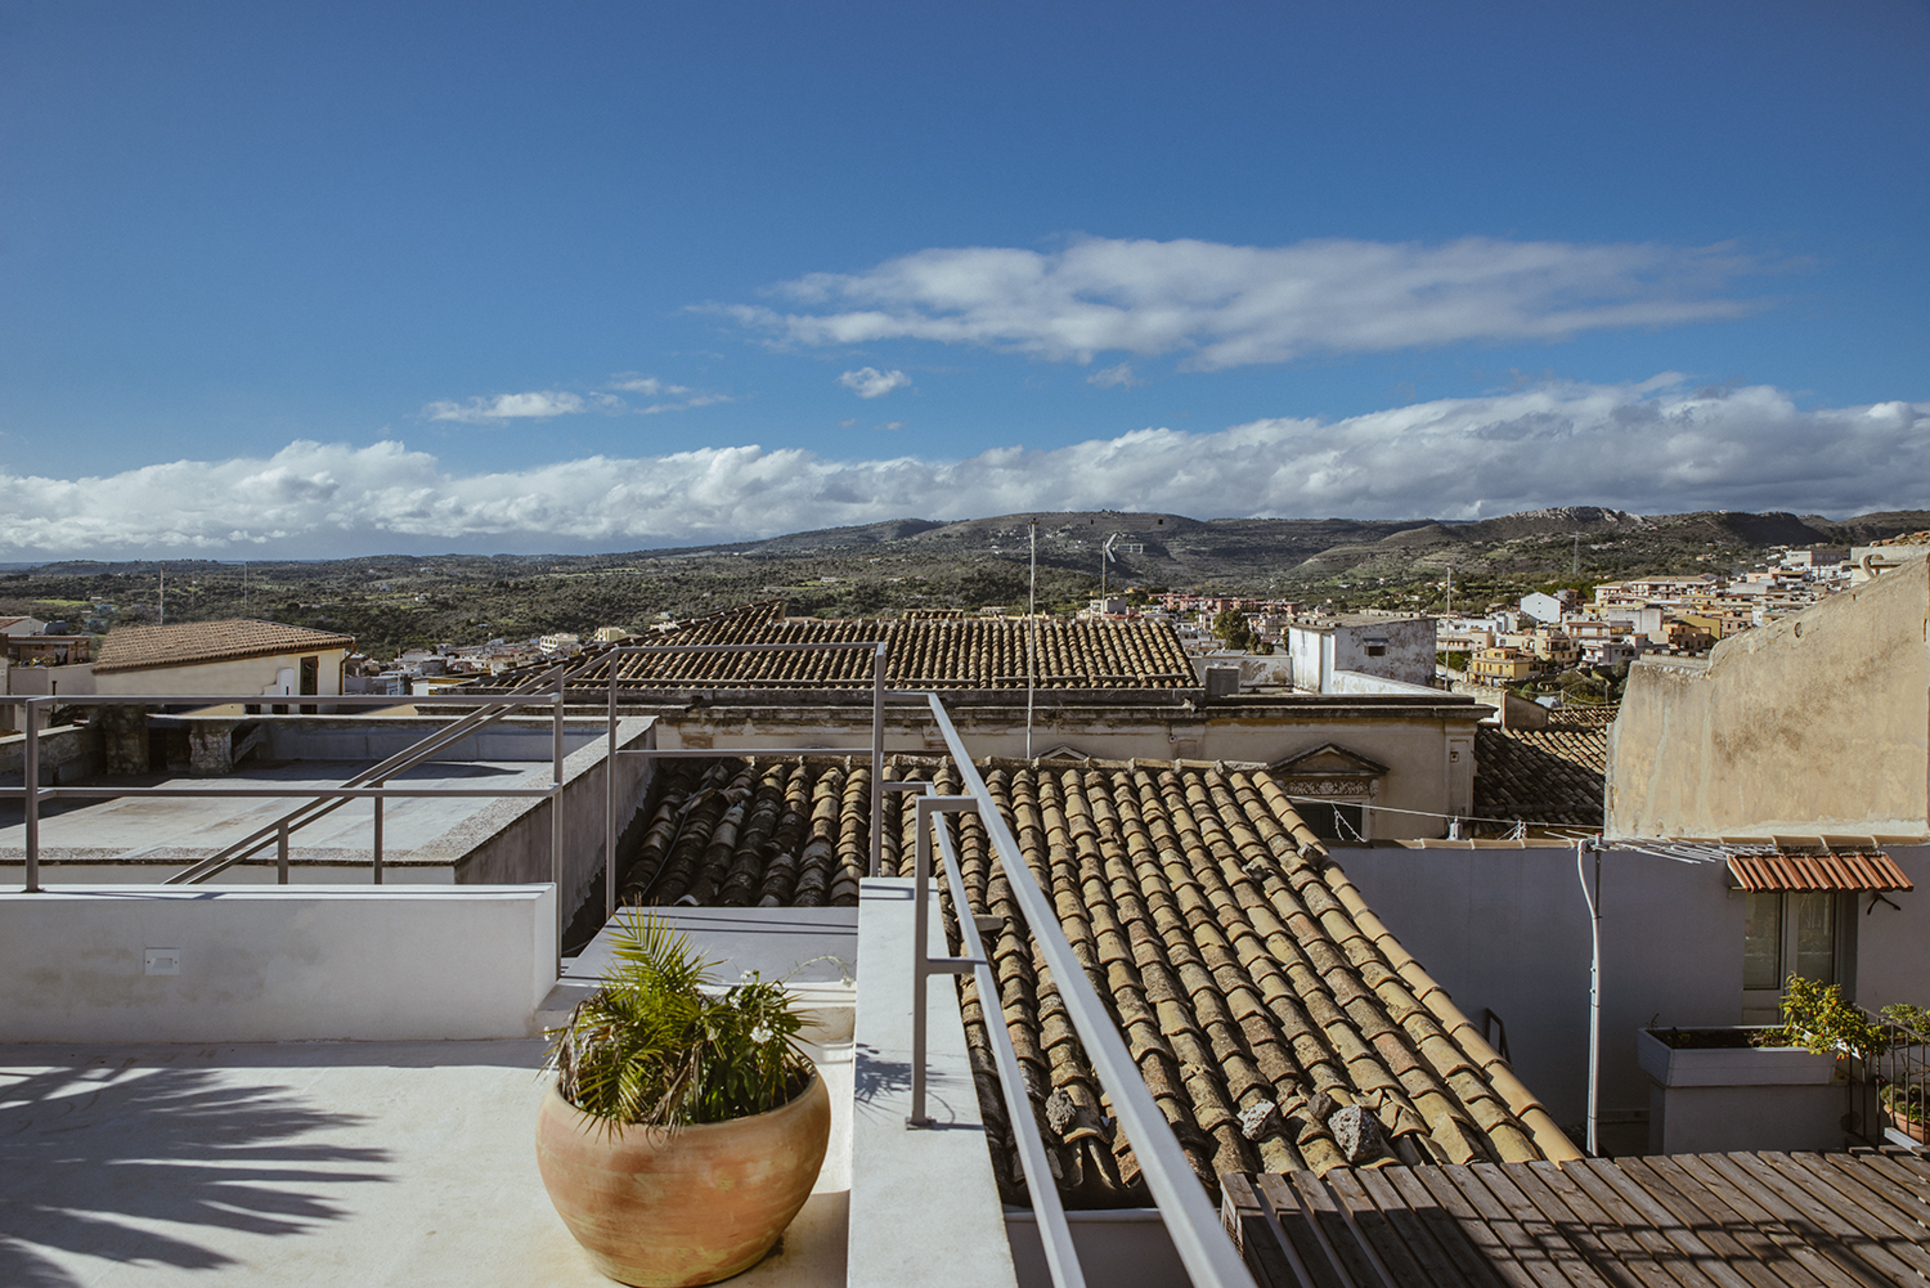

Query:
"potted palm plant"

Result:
[[537, 912, 831, 1287]]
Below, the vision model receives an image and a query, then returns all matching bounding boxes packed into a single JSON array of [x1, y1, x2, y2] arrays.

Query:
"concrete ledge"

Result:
[[0, 884, 557, 1043], [848, 878, 1017, 1288], [538, 906, 858, 1041]]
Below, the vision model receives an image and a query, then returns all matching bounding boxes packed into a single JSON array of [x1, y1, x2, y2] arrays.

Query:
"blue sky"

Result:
[[2, 1, 1925, 556]]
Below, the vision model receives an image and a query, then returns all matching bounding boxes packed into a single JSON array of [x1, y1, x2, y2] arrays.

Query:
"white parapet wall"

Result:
[[0, 884, 556, 1043]]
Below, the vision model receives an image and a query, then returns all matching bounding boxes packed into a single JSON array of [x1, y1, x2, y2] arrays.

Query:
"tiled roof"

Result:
[[93, 619, 356, 674], [617, 753, 1576, 1206], [1728, 850, 1913, 893], [475, 599, 1197, 694], [1472, 711, 1610, 832]]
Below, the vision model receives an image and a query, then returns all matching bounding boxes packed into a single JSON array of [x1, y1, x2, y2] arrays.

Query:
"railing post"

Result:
[[606, 648, 618, 922], [552, 666, 566, 975], [277, 822, 290, 884], [23, 700, 40, 893], [909, 793, 933, 1126], [372, 781, 384, 884], [907, 791, 981, 1129], [871, 641, 887, 877]]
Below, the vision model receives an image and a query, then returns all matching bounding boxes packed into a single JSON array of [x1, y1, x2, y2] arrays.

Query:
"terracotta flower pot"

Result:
[[536, 1071, 831, 1287]]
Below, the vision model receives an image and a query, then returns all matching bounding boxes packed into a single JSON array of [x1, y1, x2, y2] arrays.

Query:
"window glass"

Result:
[[1793, 892, 1836, 985], [1742, 891, 1783, 991]]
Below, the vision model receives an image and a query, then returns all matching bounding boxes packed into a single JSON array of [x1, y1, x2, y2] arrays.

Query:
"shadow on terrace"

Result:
[[0, 1059, 392, 1287]]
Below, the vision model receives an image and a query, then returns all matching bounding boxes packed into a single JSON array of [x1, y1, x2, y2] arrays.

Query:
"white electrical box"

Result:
[[144, 948, 181, 976]]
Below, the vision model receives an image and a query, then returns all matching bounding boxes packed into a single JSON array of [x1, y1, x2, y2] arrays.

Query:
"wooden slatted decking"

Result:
[[1224, 1151, 1930, 1288]]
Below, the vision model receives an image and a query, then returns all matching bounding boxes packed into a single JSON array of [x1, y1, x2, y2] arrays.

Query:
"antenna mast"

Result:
[[1026, 519, 1038, 758]]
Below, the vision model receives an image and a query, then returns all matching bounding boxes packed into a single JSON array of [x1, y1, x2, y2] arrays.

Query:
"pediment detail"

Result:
[[1267, 743, 1390, 779]]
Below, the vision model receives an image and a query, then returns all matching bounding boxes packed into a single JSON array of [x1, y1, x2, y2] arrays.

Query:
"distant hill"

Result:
[[6, 505, 1930, 657]]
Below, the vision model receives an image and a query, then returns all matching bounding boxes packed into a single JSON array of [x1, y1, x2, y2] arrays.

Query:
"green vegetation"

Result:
[[1758, 975, 1888, 1058], [1211, 607, 1258, 651], [543, 912, 811, 1130], [4, 505, 1922, 661]]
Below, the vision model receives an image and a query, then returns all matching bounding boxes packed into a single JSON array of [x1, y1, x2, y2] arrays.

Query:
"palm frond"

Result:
[[542, 909, 812, 1131]]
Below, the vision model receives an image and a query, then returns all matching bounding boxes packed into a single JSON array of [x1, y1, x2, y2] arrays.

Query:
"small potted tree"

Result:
[[537, 912, 830, 1287]]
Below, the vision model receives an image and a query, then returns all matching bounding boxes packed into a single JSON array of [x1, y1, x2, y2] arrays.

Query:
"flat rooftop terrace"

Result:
[[0, 759, 544, 879], [0, 1036, 854, 1288]]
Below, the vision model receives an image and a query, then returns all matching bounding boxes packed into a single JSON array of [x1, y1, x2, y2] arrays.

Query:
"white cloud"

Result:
[[423, 390, 619, 423], [637, 391, 733, 415], [727, 235, 1765, 370], [1088, 362, 1146, 389], [426, 379, 730, 422], [838, 367, 912, 399], [1, 380, 1922, 558], [607, 375, 690, 396]]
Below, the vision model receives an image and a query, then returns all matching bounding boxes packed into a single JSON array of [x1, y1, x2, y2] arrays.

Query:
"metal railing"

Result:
[[2, 673, 593, 970], [1847, 1007, 1930, 1151], [906, 692, 1256, 1288], [164, 654, 604, 884], [599, 641, 890, 921]]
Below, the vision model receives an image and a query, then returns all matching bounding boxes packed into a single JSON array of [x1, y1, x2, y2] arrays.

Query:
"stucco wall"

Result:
[[1340, 840, 1930, 1149], [1338, 844, 1740, 1137], [1854, 845, 1930, 1012], [0, 884, 556, 1042], [0, 723, 103, 785], [92, 647, 350, 697], [1607, 557, 1930, 840], [423, 717, 659, 915], [650, 700, 1480, 840]]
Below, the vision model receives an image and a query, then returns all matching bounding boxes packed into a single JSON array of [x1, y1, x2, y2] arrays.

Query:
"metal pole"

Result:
[[1027, 518, 1037, 759], [909, 794, 933, 1126], [552, 667, 566, 975], [605, 650, 617, 922], [277, 822, 289, 884], [23, 700, 40, 893], [870, 641, 886, 877], [371, 784, 384, 884], [1579, 838, 1602, 1156]]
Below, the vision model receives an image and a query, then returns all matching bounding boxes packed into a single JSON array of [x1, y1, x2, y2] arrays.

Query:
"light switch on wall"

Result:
[[144, 948, 181, 976]]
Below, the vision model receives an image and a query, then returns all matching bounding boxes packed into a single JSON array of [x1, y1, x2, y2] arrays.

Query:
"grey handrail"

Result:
[[916, 692, 1257, 1288], [905, 783, 1085, 1288], [163, 653, 602, 884]]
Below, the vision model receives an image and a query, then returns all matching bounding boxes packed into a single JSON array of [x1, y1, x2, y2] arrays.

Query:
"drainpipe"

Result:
[[1577, 836, 1603, 1155]]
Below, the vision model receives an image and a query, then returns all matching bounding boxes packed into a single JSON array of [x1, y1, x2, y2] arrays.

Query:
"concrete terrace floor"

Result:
[[0, 1037, 855, 1287], [0, 760, 540, 875]]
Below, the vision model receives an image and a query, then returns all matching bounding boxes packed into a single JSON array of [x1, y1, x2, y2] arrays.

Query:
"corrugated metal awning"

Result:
[[1726, 850, 1913, 893]]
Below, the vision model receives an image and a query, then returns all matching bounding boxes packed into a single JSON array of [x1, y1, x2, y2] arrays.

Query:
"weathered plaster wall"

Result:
[[0, 724, 103, 785], [92, 647, 350, 697], [1608, 556, 1930, 840], [1330, 618, 1438, 688], [6, 663, 96, 697]]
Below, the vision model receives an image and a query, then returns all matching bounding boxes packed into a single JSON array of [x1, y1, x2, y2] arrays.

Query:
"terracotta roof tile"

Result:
[[616, 751, 1576, 1206], [94, 619, 356, 675], [1728, 850, 1912, 892], [1472, 711, 1610, 831], [474, 599, 1197, 694]]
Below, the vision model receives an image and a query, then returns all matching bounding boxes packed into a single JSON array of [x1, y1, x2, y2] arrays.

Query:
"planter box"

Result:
[[1638, 1027, 1847, 1156]]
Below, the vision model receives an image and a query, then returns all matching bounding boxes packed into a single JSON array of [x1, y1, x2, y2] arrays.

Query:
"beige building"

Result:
[[92, 619, 355, 700], [461, 599, 1487, 841], [1608, 553, 1929, 842]]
